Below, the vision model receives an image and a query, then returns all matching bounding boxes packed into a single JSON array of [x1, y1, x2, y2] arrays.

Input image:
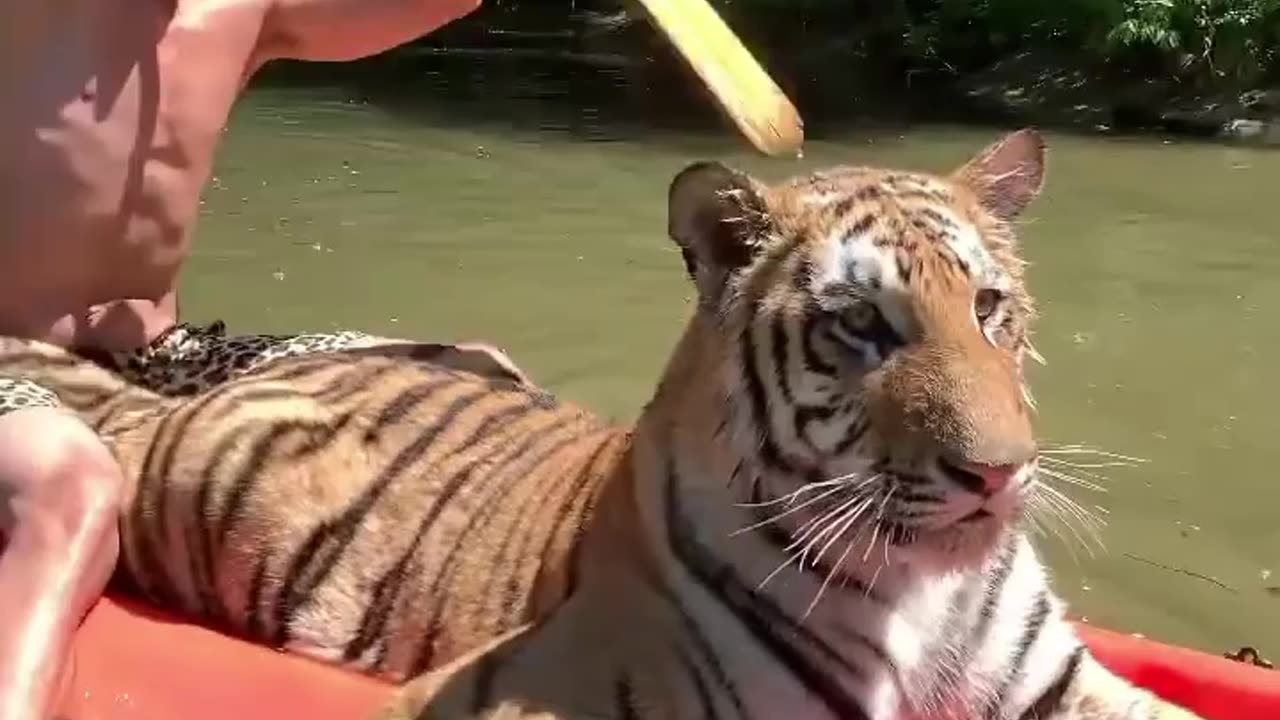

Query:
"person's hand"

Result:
[[73, 294, 178, 354]]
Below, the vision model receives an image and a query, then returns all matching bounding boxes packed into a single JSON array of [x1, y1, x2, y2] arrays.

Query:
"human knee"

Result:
[[0, 408, 125, 524]]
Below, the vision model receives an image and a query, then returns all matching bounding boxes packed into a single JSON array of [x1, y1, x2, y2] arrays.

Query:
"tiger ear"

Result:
[[667, 161, 769, 300], [952, 128, 1046, 221]]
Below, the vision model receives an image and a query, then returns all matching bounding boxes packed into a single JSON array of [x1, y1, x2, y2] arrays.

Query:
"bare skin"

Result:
[[0, 1, 485, 717]]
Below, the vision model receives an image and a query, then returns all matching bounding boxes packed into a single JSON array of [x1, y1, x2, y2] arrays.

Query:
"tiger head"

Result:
[[666, 129, 1046, 570]]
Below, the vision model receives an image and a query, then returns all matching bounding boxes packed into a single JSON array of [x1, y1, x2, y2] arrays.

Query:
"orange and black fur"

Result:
[[0, 130, 1205, 719], [0, 341, 625, 680]]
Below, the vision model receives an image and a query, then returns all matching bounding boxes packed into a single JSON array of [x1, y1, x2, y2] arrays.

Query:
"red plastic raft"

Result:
[[55, 593, 1278, 720]]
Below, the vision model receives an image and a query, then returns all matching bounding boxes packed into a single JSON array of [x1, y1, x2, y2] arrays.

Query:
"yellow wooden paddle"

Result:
[[633, 0, 805, 158]]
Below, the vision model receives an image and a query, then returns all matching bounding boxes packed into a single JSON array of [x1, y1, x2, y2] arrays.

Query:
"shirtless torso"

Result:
[[0, 2, 481, 718], [0, 0, 480, 347], [0, 0, 265, 344]]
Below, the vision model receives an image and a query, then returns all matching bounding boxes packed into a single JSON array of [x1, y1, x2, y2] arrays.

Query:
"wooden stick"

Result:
[[633, 0, 805, 158]]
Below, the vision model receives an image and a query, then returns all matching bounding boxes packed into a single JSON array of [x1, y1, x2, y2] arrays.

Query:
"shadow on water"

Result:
[[247, 0, 964, 152], [251, 38, 732, 150]]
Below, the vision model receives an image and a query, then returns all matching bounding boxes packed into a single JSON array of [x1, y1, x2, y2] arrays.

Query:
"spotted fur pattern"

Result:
[[382, 131, 1206, 720]]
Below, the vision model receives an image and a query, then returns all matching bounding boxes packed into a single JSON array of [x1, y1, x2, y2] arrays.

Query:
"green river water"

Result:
[[182, 70, 1280, 660]]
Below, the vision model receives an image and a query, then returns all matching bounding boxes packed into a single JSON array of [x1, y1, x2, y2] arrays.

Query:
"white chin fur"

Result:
[[891, 516, 1012, 573]]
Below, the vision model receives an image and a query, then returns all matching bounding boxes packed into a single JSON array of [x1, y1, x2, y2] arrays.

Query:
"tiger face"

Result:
[[669, 129, 1046, 570]]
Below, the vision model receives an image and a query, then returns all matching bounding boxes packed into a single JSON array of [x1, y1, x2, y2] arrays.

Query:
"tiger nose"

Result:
[[940, 459, 1025, 495]]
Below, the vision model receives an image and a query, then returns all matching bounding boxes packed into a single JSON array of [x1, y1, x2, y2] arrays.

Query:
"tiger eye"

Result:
[[974, 288, 1002, 322]]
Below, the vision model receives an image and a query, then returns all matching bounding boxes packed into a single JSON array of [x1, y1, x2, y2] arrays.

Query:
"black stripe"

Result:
[[972, 537, 1019, 642], [190, 424, 261, 624], [397, 417, 580, 672], [512, 434, 618, 619], [614, 674, 642, 720], [854, 185, 884, 202], [917, 207, 957, 229], [896, 251, 913, 284], [235, 356, 346, 389], [214, 417, 341, 549], [989, 591, 1052, 718], [649, 580, 750, 720], [363, 375, 464, 442], [892, 189, 951, 204], [770, 316, 794, 405], [1018, 645, 1085, 720], [127, 388, 228, 603], [180, 417, 254, 616], [196, 413, 355, 625], [269, 384, 490, 646], [799, 314, 838, 378], [469, 653, 502, 713], [676, 644, 728, 720], [738, 324, 800, 476], [244, 557, 271, 638], [310, 363, 401, 405], [664, 454, 875, 720], [793, 403, 837, 433], [831, 416, 868, 456], [842, 214, 876, 240], [342, 399, 541, 662], [830, 197, 857, 218]]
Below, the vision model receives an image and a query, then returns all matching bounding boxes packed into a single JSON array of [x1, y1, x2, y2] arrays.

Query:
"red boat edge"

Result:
[[55, 594, 1277, 720]]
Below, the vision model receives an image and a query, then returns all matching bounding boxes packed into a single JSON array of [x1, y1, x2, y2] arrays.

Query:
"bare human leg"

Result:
[[0, 400, 125, 720]]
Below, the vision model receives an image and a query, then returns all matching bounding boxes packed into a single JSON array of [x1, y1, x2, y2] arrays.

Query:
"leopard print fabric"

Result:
[[0, 378, 61, 416], [105, 320, 391, 396], [0, 321, 397, 417]]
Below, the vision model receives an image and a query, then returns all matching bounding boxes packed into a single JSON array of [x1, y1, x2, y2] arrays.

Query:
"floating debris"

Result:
[[1224, 646, 1274, 670], [1123, 552, 1237, 593]]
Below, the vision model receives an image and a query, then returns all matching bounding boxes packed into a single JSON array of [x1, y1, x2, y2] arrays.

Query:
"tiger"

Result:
[[376, 129, 1206, 720], [0, 336, 624, 681]]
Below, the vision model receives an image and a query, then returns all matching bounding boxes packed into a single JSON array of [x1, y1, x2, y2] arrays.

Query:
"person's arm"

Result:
[[255, 0, 481, 63]]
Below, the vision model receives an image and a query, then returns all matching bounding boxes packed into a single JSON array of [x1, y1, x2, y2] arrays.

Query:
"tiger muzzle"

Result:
[[865, 337, 1037, 480]]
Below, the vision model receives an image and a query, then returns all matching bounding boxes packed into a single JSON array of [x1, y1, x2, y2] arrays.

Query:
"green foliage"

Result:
[[698, 0, 1280, 87], [1105, 0, 1280, 84]]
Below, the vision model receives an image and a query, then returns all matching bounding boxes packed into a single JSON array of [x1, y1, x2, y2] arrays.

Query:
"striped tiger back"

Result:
[[384, 131, 1206, 720], [0, 337, 626, 680]]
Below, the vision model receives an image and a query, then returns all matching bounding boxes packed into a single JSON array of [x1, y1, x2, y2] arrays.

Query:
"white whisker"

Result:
[[1037, 467, 1106, 493], [801, 495, 878, 618], [812, 496, 877, 568], [861, 487, 895, 562], [1039, 445, 1148, 464], [734, 476, 850, 509], [730, 483, 847, 537]]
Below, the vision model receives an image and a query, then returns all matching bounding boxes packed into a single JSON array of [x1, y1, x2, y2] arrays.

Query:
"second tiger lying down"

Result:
[[0, 129, 1203, 719]]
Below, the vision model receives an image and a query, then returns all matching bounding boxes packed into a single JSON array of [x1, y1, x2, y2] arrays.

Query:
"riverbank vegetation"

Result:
[[407, 0, 1280, 139]]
